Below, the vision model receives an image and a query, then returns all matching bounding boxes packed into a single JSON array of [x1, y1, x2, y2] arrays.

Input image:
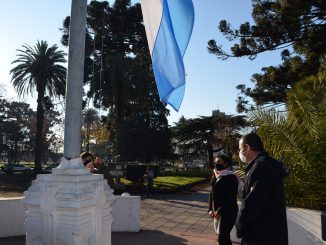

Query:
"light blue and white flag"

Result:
[[140, 0, 195, 111]]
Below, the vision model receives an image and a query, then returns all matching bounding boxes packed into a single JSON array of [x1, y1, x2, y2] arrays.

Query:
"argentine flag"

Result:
[[140, 0, 195, 111]]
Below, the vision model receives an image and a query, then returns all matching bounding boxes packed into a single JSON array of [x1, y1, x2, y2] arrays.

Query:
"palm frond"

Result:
[[250, 71, 326, 210], [10, 40, 67, 99]]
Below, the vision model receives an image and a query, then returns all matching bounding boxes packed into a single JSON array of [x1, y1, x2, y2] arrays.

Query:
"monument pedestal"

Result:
[[23, 158, 115, 245]]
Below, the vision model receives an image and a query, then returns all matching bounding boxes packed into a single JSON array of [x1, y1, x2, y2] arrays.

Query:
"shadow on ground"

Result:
[[0, 235, 25, 245], [0, 231, 189, 245], [112, 230, 189, 245]]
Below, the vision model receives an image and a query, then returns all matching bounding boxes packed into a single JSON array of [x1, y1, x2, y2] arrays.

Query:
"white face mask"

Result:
[[239, 148, 248, 163]]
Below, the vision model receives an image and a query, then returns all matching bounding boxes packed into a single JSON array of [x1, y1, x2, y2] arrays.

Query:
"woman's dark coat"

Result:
[[208, 173, 239, 215]]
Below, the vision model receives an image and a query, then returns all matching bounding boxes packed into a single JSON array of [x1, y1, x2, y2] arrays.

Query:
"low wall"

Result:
[[111, 195, 141, 232], [230, 206, 325, 244], [0, 197, 25, 237], [0, 197, 325, 245], [287, 207, 325, 245], [0, 195, 141, 238]]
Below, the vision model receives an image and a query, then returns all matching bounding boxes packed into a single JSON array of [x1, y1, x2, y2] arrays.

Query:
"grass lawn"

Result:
[[0, 162, 35, 168], [121, 176, 206, 193], [0, 172, 208, 197]]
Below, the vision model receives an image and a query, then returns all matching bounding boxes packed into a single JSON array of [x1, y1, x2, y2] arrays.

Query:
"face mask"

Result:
[[215, 163, 226, 171], [239, 149, 248, 163]]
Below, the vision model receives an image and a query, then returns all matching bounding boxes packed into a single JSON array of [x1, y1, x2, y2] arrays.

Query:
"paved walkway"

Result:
[[141, 189, 216, 232], [1, 187, 239, 244]]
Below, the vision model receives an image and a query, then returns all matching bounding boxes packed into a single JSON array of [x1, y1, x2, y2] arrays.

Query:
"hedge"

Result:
[[159, 169, 212, 178], [125, 164, 160, 182]]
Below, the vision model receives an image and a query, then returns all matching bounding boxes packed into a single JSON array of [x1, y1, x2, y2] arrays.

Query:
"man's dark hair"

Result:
[[241, 132, 264, 152]]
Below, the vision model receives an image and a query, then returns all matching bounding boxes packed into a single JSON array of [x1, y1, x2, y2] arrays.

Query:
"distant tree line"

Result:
[[0, 98, 63, 165]]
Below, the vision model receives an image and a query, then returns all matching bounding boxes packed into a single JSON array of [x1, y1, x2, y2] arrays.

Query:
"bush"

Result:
[[160, 169, 212, 178], [125, 164, 160, 182]]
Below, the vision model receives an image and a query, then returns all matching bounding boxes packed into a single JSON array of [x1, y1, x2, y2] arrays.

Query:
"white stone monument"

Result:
[[23, 0, 115, 244]]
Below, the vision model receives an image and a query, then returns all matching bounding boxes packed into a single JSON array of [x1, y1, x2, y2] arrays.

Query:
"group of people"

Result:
[[80, 132, 288, 245], [208, 132, 288, 245], [80, 152, 155, 197], [80, 152, 114, 188]]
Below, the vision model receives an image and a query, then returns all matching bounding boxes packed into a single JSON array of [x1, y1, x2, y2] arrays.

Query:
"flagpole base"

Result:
[[23, 157, 115, 245]]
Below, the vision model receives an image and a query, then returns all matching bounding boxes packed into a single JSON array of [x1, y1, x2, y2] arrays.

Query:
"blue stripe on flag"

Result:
[[151, 0, 194, 111]]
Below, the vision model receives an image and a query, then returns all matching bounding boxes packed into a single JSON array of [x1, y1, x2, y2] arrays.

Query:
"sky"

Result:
[[0, 0, 283, 126]]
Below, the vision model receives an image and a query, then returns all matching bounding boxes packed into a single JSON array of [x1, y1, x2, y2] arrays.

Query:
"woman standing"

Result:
[[208, 154, 239, 245]]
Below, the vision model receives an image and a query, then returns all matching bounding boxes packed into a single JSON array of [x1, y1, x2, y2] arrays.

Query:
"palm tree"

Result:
[[249, 71, 326, 210], [10, 40, 66, 174]]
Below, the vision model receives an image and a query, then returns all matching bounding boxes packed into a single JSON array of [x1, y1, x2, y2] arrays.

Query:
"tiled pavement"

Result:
[[113, 186, 239, 244], [140, 189, 216, 236], [1, 187, 239, 244]]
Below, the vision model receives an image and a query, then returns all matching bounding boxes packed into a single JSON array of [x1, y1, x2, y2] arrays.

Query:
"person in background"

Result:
[[236, 132, 288, 245], [94, 156, 115, 189], [144, 167, 155, 198], [94, 156, 104, 172], [208, 154, 239, 245], [80, 152, 95, 172]]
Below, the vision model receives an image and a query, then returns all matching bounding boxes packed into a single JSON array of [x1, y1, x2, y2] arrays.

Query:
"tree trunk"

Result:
[[86, 126, 91, 152], [207, 139, 215, 169], [208, 148, 214, 169], [86, 129, 90, 152], [116, 82, 125, 162], [34, 92, 45, 174], [13, 140, 18, 163]]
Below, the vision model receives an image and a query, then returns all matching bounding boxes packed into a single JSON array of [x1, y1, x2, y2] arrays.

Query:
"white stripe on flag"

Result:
[[140, 0, 163, 56], [141, 0, 195, 111]]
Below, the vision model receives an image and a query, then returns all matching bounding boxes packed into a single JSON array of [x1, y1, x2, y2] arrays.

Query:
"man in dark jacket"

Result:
[[94, 156, 115, 189], [236, 132, 288, 245]]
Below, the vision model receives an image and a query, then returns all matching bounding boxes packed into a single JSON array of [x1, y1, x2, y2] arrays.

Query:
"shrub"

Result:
[[249, 72, 326, 210], [125, 164, 160, 182], [160, 169, 212, 179]]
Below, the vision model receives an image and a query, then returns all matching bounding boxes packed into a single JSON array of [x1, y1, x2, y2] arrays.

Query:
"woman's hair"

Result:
[[80, 152, 94, 166], [216, 154, 232, 168]]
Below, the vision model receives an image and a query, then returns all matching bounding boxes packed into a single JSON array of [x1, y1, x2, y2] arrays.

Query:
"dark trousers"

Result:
[[146, 182, 154, 197], [218, 211, 237, 245]]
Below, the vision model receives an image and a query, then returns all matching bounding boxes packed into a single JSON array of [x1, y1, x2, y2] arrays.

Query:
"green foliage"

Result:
[[249, 72, 326, 210], [235, 58, 321, 112], [125, 164, 160, 182], [121, 176, 206, 192], [10, 40, 66, 174], [82, 108, 100, 152], [153, 176, 205, 192], [208, 0, 326, 112], [0, 99, 34, 162], [160, 169, 212, 179], [209, 1, 326, 60], [10, 41, 66, 98], [61, 0, 171, 162], [42, 109, 63, 162], [172, 112, 246, 166]]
